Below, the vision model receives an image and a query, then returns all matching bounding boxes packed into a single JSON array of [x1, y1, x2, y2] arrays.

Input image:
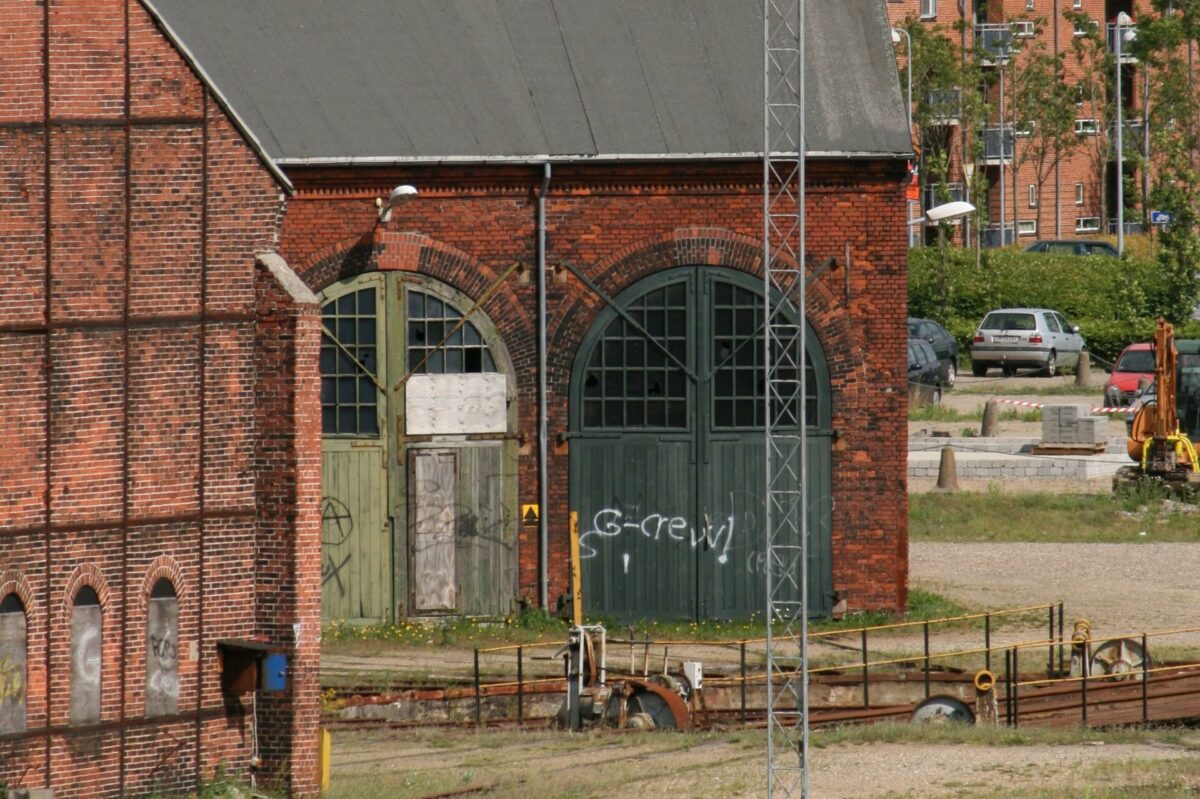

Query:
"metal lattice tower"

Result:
[[763, 0, 808, 796]]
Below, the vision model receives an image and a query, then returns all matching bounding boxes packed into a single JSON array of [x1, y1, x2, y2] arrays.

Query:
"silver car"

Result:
[[969, 308, 1085, 378]]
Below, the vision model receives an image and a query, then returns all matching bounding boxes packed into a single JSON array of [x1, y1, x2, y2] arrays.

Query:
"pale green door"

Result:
[[319, 273, 518, 622]]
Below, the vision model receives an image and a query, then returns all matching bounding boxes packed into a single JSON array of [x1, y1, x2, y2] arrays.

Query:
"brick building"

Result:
[[887, 0, 1169, 246], [0, 0, 319, 796], [2, 1, 907, 794]]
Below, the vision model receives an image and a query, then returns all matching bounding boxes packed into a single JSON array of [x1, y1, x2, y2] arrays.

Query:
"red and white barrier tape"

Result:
[[990, 397, 1129, 414]]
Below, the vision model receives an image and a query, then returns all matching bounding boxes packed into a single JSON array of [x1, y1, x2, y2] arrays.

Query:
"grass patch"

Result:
[[910, 404, 1042, 423], [955, 382, 1107, 397], [810, 721, 1200, 750], [910, 491, 1200, 543]]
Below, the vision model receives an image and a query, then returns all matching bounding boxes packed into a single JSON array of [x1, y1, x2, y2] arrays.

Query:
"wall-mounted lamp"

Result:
[[376, 184, 418, 223]]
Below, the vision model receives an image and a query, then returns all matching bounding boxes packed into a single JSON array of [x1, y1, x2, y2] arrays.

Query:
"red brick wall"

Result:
[[0, 2, 316, 796], [283, 159, 910, 613]]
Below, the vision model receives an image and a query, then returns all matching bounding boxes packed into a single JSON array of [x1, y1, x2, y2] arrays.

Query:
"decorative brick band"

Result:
[[139, 556, 187, 606], [0, 571, 36, 620], [62, 563, 112, 612]]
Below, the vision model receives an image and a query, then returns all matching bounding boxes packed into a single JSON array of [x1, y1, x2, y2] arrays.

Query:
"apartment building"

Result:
[[887, 0, 1156, 247]]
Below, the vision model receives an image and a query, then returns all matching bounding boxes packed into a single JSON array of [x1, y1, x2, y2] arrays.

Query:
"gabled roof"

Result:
[[142, 0, 910, 165]]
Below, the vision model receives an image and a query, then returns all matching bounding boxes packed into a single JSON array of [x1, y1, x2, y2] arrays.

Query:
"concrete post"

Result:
[[1075, 351, 1091, 387], [934, 447, 960, 492], [981, 400, 999, 438]]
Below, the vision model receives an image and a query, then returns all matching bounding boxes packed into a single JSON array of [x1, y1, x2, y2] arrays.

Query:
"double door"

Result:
[[570, 268, 833, 621]]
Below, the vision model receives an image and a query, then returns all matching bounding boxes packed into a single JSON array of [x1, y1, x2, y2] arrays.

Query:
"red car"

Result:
[[1104, 343, 1155, 407]]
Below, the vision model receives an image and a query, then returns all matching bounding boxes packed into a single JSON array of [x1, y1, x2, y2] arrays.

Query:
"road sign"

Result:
[[1150, 210, 1174, 225]]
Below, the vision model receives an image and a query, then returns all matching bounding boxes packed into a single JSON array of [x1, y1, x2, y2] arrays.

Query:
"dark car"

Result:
[[1025, 239, 1119, 257], [908, 338, 943, 405], [908, 317, 959, 389]]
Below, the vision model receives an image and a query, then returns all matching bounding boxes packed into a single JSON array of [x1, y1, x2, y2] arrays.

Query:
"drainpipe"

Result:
[[537, 163, 551, 611]]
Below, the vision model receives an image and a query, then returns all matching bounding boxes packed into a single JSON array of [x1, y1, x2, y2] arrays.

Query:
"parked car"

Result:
[[908, 338, 943, 405], [1024, 239, 1119, 258], [1103, 342, 1155, 407], [969, 308, 1086, 377], [908, 317, 959, 389]]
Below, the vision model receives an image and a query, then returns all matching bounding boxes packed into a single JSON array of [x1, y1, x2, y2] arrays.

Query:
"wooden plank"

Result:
[[413, 450, 458, 611], [455, 445, 512, 616], [406, 374, 508, 435]]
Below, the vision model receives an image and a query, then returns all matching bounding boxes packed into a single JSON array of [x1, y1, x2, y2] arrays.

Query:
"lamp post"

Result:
[[892, 28, 914, 245], [1115, 11, 1134, 257], [927, 201, 977, 318]]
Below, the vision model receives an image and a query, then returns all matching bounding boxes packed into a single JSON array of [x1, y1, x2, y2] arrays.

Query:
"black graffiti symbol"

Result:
[[321, 497, 354, 546], [149, 634, 177, 662], [322, 552, 352, 596]]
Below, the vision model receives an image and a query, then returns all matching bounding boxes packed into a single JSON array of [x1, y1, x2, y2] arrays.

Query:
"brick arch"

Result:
[[63, 563, 112, 612], [549, 228, 866, 387], [139, 557, 187, 608], [0, 571, 36, 621], [294, 230, 536, 392]]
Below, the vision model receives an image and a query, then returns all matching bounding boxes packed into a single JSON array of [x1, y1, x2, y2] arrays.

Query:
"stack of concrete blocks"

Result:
[[1042, 404, 1107, 447]]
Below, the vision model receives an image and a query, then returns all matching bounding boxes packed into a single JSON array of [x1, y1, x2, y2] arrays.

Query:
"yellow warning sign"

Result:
[[521, 504, 540, 526]]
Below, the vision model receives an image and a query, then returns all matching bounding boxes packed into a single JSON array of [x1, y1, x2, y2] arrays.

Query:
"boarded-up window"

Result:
[[146, 579, 179, 717], [411, 450, 458, 611], [70, 586, 102, 725], [0, 593, 26, 734]]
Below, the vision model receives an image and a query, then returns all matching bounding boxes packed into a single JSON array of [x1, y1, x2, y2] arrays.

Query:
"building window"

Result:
[[1017, 220, 1038, 237], [1075, 182, 1085, 205], [1026, 0, 1035, 9], [1076, 216, 1101, 233], [0, 593, 26, 734], [321, 287, 380, 436], [1028, 184, 1038, 208], [1075, 118, 1099, 135], [406, 289, 497, 375], [70, 586, 102, 726], [146, 579, 179, 717], [921, 0, 936, 18]]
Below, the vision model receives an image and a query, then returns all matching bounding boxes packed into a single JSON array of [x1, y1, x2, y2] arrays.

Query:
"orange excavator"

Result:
[[1115, 319, 1200, 491]]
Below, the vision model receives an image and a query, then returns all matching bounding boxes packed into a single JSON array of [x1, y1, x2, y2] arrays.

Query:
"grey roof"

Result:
[[142, 0, 910, 165]]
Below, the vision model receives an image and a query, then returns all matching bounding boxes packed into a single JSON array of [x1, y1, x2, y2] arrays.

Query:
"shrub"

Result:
[[909, 248, 1200, 364]]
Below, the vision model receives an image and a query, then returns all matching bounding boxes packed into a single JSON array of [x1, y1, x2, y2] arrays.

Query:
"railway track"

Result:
[[323, 663, 1200, 732]]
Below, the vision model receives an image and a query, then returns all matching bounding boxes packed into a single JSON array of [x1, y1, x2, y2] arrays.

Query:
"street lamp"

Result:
[[1115, 11, 1135, 257], [892, 28, 914, 246], [891, 28, 913, 136], [927, 201, 976, 318]]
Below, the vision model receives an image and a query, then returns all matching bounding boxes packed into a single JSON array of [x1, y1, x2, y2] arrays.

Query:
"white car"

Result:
[[969, 308, 1085, 378]]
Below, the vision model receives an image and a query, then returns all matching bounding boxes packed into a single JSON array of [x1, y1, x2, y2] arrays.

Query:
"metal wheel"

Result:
[[931, 387, 942, 405], [946, 361, 957, 389], [1044, 351, 1057, 378], [910, 695, 974, 725], [626, 689, 678, 730], [1091, 638, 1150, 682]]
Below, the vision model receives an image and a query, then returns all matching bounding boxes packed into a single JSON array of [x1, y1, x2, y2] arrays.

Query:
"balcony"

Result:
[[1107, 23, 1138, 63], [923, 182, 967, 223], [982, 126, 1014, 164], [1107, 218, 1145, 236], [983, 224, 1016, 247], [924, 87, 961, 125], [976, 23, 1013, 65]]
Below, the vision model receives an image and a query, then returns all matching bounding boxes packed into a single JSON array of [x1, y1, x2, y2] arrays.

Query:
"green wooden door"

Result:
[[319, 274, 518, 622], [571, 268, 832, 621]]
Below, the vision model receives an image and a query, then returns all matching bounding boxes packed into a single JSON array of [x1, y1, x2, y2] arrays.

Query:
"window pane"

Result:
[[146, 592, 179, 717], [0, 596, 27, 734]]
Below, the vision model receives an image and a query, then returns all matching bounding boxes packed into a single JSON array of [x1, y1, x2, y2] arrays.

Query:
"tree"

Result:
[[1134, 1, 1200, 322], [1008, 15, 1080, 237], [1064, 9, 1118, 230]]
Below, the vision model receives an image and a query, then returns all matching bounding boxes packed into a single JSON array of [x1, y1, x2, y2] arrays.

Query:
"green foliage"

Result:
[[908, 247, 1200, 363]]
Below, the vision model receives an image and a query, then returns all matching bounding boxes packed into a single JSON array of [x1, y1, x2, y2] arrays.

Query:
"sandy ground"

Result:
[[330, 726, 1200, 798], [328, 369, 1200, 796]]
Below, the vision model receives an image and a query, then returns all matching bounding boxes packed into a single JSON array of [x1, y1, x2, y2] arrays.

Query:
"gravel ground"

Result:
[[911, 541, 1200, 646]]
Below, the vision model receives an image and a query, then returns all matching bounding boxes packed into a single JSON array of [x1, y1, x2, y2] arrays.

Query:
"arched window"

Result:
[[70, 586, 101, 725], [146, 578, 179, 717], [0, 593, 26, 734]]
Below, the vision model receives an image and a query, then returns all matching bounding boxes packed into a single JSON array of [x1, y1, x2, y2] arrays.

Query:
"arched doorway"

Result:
[[569, 267, 833, 620], [319, 273, 518, 622]]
